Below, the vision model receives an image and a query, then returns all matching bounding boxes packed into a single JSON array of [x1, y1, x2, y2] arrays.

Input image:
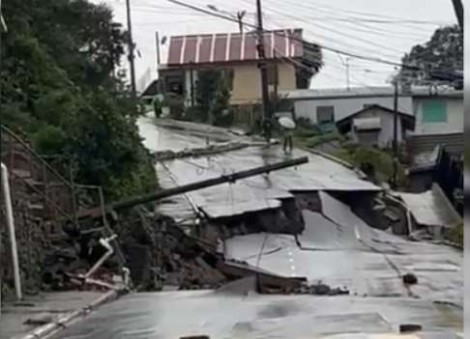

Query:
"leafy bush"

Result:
[[2, 0, 157, 202], [304, 133, 344, 148], [294, 127, 318, 139], [213, 109, 235, 127], [446, 222, 463, 247], [350, 146, 407, 186]]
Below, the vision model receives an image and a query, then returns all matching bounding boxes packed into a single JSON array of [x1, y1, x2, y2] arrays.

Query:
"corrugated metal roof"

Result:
[[282, 86, 463, 100], [166, 29, 304, 66]]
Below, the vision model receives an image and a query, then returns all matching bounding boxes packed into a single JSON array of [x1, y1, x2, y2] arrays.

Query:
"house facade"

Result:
[[158, 29, 320, 107], [285, 86, 463, 153], [285, 87, 413, 125], [411, 90, 463, 136], [336, 105, 415, 148]]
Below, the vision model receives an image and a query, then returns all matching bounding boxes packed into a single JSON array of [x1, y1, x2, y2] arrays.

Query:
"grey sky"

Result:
[[93, 0, 457, 91]]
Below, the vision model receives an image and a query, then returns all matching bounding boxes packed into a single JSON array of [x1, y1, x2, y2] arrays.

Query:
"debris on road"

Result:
[[403, 273, 418, 286], [153, 141, 250, 161]]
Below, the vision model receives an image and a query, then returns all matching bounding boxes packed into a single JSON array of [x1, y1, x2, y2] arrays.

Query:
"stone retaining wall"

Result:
[[1, 178, 51, 299]]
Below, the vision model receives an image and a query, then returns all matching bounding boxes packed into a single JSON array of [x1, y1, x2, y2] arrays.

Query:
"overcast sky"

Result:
[[92, 0, 457, 91]]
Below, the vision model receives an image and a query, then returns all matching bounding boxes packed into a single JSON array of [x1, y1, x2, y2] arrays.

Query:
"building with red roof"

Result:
[[158, 28, 321, 107]]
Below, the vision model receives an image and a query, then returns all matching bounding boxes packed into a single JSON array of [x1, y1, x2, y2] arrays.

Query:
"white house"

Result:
[[336, 104, 415, 148], [284, 86, 463, 154], [410, 88, 463, 136]]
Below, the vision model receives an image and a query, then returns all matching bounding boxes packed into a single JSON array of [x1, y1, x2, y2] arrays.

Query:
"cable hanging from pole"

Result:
[[166, 0, 421, 72]]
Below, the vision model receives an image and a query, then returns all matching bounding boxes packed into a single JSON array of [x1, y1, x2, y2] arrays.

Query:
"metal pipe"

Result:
[[1, 162, 22, 300], [20, 289, 119, 339], [84, 234, 117, 279]]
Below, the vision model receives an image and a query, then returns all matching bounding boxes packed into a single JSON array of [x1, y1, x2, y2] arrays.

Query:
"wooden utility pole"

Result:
[[451, 0, 463, 30], [236, 11, 245, 33], [125, 0, 137, 100], [392, 80, 399, 189], [189, 66, 195, 108], [155, 31, 161, 69], [273, 50, 279, 98], [77, 156, 309, 219], [256, 0, 271, 142]]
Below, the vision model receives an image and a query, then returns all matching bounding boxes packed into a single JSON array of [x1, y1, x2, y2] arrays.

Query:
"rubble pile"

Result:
[[117, 210, 229, 291]]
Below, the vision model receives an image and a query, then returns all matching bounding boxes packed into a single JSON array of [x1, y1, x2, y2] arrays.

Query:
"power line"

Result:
[[277, 0, 453, 25], [261, 3, 405, 60], [271, 44, 388, 94], [261, 1, 433, 41], [166, 0, 420, 71]]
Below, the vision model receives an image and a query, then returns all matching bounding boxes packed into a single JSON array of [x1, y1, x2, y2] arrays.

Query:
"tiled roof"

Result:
[[166, 29, 304, 66]]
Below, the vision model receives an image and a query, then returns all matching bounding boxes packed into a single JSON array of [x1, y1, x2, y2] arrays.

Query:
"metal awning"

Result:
[[353, 117, 381, 131]]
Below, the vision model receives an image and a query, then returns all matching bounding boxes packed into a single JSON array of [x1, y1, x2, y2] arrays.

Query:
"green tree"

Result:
[[1, 0, 157, 201], [398, 25, 462, 85], [195, 70, 231, 124]]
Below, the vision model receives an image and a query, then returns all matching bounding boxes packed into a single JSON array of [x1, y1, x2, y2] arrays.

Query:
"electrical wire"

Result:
[[236, 0, 447, 43], [265, 0, 453, 26], [166, 0, 422, 71], [261, 1, 418, 59]]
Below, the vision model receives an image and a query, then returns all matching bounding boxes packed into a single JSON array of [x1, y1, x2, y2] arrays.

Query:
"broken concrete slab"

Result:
[[394, 184, 462, 229], [214, 276, 257, 296], [224, 193, 462, 304], [150, 138, 380, 221]]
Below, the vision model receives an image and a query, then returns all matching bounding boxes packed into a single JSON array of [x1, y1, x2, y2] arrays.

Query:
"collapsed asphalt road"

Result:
[[49, 117, 462, 338]]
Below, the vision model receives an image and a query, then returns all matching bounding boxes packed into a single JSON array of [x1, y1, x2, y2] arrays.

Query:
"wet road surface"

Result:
[[50, 117, 462, 338], [53, 291, 462, 338]]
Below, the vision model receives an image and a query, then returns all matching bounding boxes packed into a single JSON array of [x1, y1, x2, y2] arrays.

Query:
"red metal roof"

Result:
[[166, 29, 304, 66]]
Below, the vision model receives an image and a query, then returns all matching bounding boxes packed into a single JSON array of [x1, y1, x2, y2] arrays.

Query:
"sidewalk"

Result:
[[0, 291, 118, 339]]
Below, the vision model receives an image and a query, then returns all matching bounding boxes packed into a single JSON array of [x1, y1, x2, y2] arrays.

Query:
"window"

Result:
[[316, 106, 335, 124], [363, 104, 375, 109], [267, 64, 278, 86], [224, 69, 234, 91], [422, 101, 447, 123]]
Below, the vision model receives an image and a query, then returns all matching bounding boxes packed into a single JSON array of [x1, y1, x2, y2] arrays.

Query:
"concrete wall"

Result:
[[178, 63, 297, 106], [293, 96, 413, 123], [230, 63, 297, 105], [348, 107, 405, 148], [412, 97, 463, 135]]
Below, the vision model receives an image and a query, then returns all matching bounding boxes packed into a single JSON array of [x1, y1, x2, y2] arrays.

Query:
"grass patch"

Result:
[[332, 145, 407, 186], [446, 222, 463, 247], [304, 133, 344, 148]]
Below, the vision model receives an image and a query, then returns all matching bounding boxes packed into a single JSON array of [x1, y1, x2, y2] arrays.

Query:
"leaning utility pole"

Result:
[[451, 0, 463, 30], [392, 80, 399, 189], [256, 0, 271, 142], [125, 0, 137, 100], [77, 156, 309, 219]]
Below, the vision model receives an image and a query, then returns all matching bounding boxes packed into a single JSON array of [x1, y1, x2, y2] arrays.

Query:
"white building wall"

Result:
[[294, 96, 413, 123], [349, 108, 404, 148], [412, 97, 463, 135]]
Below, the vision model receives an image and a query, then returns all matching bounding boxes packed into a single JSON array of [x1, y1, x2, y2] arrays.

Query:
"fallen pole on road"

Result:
[[77, 156, 309, 219]]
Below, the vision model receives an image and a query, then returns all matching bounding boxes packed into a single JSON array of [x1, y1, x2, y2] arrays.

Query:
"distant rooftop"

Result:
[[166, 29, 305, 66], [282, 86, 463, 100]]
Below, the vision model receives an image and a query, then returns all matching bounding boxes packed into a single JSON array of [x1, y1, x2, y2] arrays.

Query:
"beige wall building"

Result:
[[230, 63, 297, 105], [158, 29, 320, 108]]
